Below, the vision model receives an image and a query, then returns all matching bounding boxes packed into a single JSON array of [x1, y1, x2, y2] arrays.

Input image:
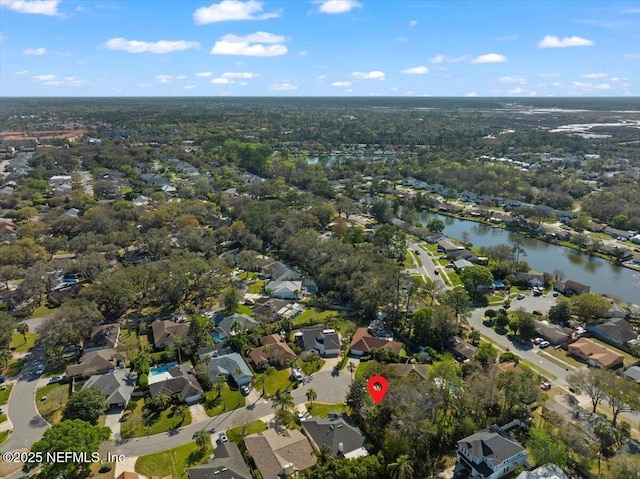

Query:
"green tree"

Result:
[[528, 427, 569, 466], [318, 443, 333, 465], [272, 390, 294, 412], [548, 301, 571, 324], [306, 387, 318, 407], [387, 454, 414, 479], [571, 293, 610, 323], [347, 361, 357, 382], [515, 312, 536, 341], [17, 322, 29, 344], [63, 387, 108, 424], [567, 368, 607, 414], [426, 219, 445, 233], [460, 265, 494, 296], [23, 419, 111, 478], [0, 312, 15, 350], [223, 286, 241, 312], [475, 342, 498, 369], [153, 392, 172, 411], [346, 377, 370, 418], [214, 376, 226, 398], [370, 200, 391, 224], [440, 286, 471, 322]]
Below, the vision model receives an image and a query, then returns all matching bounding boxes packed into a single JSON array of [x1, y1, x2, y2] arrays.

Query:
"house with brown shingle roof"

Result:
[[249, 334, 297, 367], [568, 338, 624, 369], [244, 428, 316, 478], [349, 327, 403, 357], [66, 349, 125, 378], [83, 323, 120, 353], [151, 319, 190, 349], [388, 363, 429, 379]]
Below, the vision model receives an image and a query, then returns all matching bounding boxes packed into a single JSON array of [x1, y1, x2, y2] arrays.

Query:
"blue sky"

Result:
[[1, 0, 639, 96]]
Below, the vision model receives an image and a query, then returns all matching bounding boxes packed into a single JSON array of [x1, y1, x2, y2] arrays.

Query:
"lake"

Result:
[[420, 212, 640, 305]]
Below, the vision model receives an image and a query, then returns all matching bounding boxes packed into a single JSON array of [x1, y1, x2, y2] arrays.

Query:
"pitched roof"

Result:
[[249, 334, 297, 365], [623, 365, 640, 384], [458, 425, 526, 469], [83, 368, 135, 406], [515, 463, 570, 479], [263, 261, 302, 281], [349, 328, 403, 355], [83, 323, 120, 350], [187, 442, 251, 479], [447, 336, 477, 361], [589, 318, 637, 344], [148, 365, 203, 400], [534, 321, 573, 344], [67, 349, 124, 378], [116, 473, 140, 479], [388, 363, 429, 379], [244, 428, 316, 479], [569, 338, 623, 368], [565, 280, 590, 293], [151, 320, 190, 348], [216, 313, 259, 337], [302, 415, 368, 458], [205, 353, 253, 383], [299, 327, 340, 353]]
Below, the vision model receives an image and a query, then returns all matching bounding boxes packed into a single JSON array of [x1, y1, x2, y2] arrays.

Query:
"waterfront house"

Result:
[[456, 425, 529, 479], [586, 318, 638, 348], [567, 338, 624, 369], [564, 280, 590, 296]]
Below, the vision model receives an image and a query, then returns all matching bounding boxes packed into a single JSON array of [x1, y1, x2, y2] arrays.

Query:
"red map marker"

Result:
[[367, 375, 389, 405]]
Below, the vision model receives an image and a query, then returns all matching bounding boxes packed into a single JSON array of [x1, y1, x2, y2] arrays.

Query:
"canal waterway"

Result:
[[420, 212, 640, 304]]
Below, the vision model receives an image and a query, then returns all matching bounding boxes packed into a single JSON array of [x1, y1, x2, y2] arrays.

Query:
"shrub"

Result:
[[138, 373, 149, 390]]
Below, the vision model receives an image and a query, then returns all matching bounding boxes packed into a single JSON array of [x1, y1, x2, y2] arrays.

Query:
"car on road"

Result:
[[533, 310, 543, 315], [540, 382, 552, 391], [35, 363, 45, 375], [539, 341, 551, 349], [553, 292, 559, 297], [218, 432, 228, 443], [434, 270, 439, 275], [414, 250, 420, 255], [517, 294, 525, 300], [0, 406, 4, 415], [297, 410, 305, 420]]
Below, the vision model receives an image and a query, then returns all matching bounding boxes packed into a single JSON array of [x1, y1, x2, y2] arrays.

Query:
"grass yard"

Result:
[[298, 357, 325, 376], [36, 383, 69, 424], [0, 430, 9, 445], [305, 402, 347, 418], [136, 441, 210, 479], [403, 252, 416, 268], [0, 384, 13, 404], [4, 357, 24, 377], [10, 331, 37, 353], [203, 385, 245, 417], [293, 308, 341, 326], [226, 419, 267, 444], [261, 369, 294, 398], [234, 304, 253, 316], [120, 399, 192, 439], [542, 347, 584, 369], [29, 303, 57, 319], [537, 351, 577, 371], [0, 413, 6, 424], [247, 279, 266, 294]]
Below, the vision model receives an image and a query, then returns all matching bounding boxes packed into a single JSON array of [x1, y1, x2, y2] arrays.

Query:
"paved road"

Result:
[[407, 240, 447, 289]]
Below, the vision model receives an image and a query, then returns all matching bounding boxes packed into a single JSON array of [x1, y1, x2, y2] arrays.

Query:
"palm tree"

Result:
[[173, 337, 183, 364], [0, 349, 11, 368], [173, 403, 187, 422], [214, 376, 226, 398], [306, 388, 317, 407], [17, 323, 29, 344], [318, 444, 333, 465], [194, 429, 211, 452], [272, 390, 294, 412], [347, 362, 356, 382], [388, 454, 414, 479], [154, 393, 172, 411]]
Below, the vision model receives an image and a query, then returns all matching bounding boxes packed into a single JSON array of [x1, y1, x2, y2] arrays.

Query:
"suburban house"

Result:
[[515, 464, 570, 479], [187, 442, 252, 479], [244, 428, 317, 479], [151, 319, 190, 349], [67, 349, 125, 378], [534, 321, 573, 345], [388, 363, 429, 379], [263, 261, 302, 282], [215, 313, 259, 339], [148, 364, 203, 404], [265, 280, 304, 300], [587, 318, 638, 348], [83, 323, 120, 353], [295, 327, 341, 357], [513, 272, 544, 288], [438, 238, 464, 255], [453, 259, 474, 272], [604, 300, 629, 319], [564, 280, 591, 296], [349, 327, 403, 357], [302, 414, 368, 459], [447, 336, 478, 362], [567, 338, 624, 369], [623, 365, 640, 384], [201, 352, 253, 387], [456, 425, 529, 479], [252, 298, 295, 322], [82, 368, 136, 409], [249, 334, 298, 367]]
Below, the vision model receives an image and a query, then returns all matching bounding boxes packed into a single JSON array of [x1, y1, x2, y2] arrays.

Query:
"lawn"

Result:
[[298, 357, 325, 376], [354, 360, 383, 380], [203, 385, 245, 417], [10, 331, 37, 353], [36, 383, 70, 424], [0, 384, 13, 405], [120, 399, 192, 439], [247, 279, 266, 294], [4, 357, 24, 377], [0, 413, 6, 424], [260, 369, 294, 398], [0, 430, 9, 445], [293, 308, 340, 326], [29, 304, 56, 319], [136, 441, 211, 479], [542, 347, 583, 369], [234, 304, 253, 316], [305, 402, 347, 418], [226, 419, 267, 444], [403, 252, 416, 268]]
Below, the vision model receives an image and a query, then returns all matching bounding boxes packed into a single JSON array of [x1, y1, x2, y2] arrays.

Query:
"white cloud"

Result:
[[401, 65, 428, 75], [194, 0, 279, 24], [196, 71, 213, 77], [622, 7, 640, 13], [538, 35, 594, 48], [409, 19, 418, 27], [33, 74, 56, 81], [499, 75, 527, 84], [138, 83, 152, 88], [331, 81, 352, 87], [53, 51, 73, 57], [538, 72, 562, 78], [466, 92, 477, 97], [572, 81, 592, 88], [315, 0, 362, 14], [507, 87, 524, 94], [270, 81, 297, 91], [155, 75, 173, 83], [352, 70, 386, 80], [221, 71, 255, 79], [317, 74, 327, 80], [14, 70, 29, 75], [582, 73, 607, 79], [212, 77, 231, 84], [472, 53, 507, 63], [298, 50, 308, 56], [593, 83, 611, 90], [103, 38, 200, 54], [429, 54, 469, 63], [176, 75, 187, 80], [43, 76, 88, 86], [23, 47, 46, 55], [1, 0, 60, 16], [210, 31, 287, 56], [624, 53, 640, 60], [185, 85, 197, 89]]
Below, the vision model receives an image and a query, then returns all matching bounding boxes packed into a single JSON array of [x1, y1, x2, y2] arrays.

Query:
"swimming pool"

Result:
[[211, 332, 226, 342], [150, 362, 178, 376]]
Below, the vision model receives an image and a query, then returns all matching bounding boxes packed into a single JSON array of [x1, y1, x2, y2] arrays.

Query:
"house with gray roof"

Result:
[[457, 425, 528, 479], [187, 442, 251, 479], [215, 313, 259, 339], [515, 464, 569, 479], [586, 318, 638, 348], [201, 352, 253, 387], [83, 368, 136, 409], [302, 414, 368, 459], [148, 364, 203, 404], [266, 280, 304, 300], [67, 349, 125, 378], [623, 365, 640, 384], [83, 323, 120, 353], [534, 321, 573, 345], [295, 327, 340, 357]]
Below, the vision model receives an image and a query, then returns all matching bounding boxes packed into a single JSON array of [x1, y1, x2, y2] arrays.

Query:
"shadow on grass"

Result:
[[186, 448, 210, 466]]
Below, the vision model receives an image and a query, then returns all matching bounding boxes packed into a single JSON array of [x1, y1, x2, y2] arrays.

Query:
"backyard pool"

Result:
[[150, 362, 178, 376]]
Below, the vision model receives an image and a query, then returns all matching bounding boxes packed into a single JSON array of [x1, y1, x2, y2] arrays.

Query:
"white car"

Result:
[[533, 337, 544, 345], [291, 368, 304, 382], [517, 294, 525, 300], [218, 433, 228, 443], [539, 341, 551, 349]]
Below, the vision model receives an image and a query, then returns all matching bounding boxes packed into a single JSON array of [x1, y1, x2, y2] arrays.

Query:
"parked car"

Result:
[[533, 337, 544, 345], [218, 432, 228, 443], [240, 385, 251, 396], [539, 341, 551, 349], [434, 270, 439, 275], [517, 294, 525, 300], [35, 363, 45, 375], [540, 382, 552, 391], [48, 376, 66, 384], [291, 368, 304, 382], [553, 292, 559, 297], [533, 310, 543, 315]]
